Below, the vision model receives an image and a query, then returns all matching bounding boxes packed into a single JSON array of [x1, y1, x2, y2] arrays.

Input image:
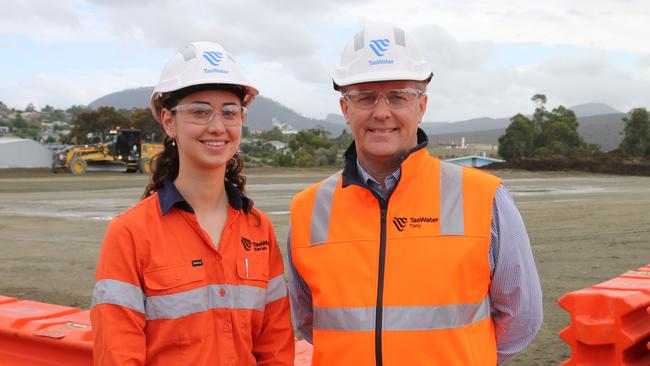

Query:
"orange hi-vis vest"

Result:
[[290, 146, 502, 365]]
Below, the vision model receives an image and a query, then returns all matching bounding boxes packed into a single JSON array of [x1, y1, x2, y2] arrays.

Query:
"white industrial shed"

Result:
[[0, 138, 52, 168]]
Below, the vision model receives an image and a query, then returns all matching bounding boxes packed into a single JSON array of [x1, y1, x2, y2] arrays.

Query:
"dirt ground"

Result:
[[0, 167, 648, 365]]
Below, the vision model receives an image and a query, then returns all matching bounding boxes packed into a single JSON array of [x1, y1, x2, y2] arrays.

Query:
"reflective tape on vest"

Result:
[[310, 171, 341, 245], [308, 164, 466, 245], [440, 161, 464, 235], [92, 275, 287, 320], [313, 296, 490, 331]]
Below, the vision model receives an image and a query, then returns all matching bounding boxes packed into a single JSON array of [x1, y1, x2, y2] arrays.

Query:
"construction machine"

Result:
[[52, 128, 162, 175]]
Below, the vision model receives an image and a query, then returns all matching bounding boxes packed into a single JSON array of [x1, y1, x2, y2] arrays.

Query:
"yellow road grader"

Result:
[[51, 128, 163, 175]]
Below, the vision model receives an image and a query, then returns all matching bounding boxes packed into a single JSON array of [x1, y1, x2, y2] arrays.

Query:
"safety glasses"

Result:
[[342, 88, 424, 109], [170, 103, 246, 127]]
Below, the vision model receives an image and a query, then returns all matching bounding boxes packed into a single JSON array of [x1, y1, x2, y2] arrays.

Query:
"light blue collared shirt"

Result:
[[288, 160, 543, 365]]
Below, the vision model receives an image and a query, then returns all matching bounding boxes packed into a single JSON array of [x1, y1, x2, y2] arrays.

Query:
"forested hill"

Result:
[[88, 87, 347, 136]]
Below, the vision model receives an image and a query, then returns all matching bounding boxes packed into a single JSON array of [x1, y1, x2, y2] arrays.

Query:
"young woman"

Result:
[[91, 41, 294, 365]]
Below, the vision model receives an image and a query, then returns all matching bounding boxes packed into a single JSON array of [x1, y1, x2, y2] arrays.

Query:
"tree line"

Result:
[[498, 94, 650, 161]]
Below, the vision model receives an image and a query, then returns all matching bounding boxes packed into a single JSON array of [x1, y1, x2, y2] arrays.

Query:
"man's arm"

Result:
[[489, 185, 543, 364], [286, 228, 314, 343], [252, 224, 294, 365]]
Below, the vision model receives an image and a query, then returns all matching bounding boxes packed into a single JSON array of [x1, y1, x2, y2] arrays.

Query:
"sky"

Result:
[[1, 0, 650, 122]]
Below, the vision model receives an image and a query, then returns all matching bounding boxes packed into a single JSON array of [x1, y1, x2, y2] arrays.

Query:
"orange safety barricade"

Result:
[[558, 264, 650, 365], [0, 295, 314, 365], [0, 298, 92, 366]]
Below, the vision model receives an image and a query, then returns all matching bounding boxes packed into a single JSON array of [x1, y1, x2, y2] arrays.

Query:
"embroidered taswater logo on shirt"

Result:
[[392, 216, 439, 232], [241, 237, 270, 251]]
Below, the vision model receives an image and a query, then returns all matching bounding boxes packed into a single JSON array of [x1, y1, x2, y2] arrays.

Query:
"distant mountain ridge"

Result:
[[88, 87, 347, 136], [89, 88, 626, 151]]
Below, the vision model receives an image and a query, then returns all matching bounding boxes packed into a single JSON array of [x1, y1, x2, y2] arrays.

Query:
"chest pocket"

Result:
[[236, 258, 269, 283], [143, 264, 206, 296]]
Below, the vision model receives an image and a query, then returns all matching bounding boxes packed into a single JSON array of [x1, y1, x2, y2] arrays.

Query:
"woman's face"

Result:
[[161, 89, 245, 173]]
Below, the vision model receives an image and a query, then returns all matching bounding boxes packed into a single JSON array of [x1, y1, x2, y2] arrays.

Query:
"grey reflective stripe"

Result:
[[145, 284, 265, 320], [266, 274, 288, 304], [383, 296, 490, 331], [309, 171, 341, 245], [354, 31, 365, 51], [314, 306, 375, 331], [92, 279, 145, 314], [394, 27, 406, 46], [314, 296, 490, 332], [440, 161, 464, 235]]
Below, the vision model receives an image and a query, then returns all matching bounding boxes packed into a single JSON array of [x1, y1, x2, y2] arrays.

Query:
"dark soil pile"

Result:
[[488, 150, 650, 176]]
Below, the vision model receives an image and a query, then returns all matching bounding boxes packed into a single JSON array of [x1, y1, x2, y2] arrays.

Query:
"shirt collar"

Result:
[[342, 128, 429, 187], [157, 180, 248, 215], [356, 159, 401, 186]]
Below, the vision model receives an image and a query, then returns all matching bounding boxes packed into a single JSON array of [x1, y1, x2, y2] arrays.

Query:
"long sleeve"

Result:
[[90, 216, 147, 366], [252, 224, 295, 365], [489, 185, 544, 364], [286, 228, 314, 344]]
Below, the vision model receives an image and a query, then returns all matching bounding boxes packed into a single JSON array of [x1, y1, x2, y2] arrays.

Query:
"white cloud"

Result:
[[1, 0, 650, 121]]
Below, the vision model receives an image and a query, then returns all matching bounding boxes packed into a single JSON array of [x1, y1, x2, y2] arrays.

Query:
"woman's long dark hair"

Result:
[[142, 84, 253, 212]]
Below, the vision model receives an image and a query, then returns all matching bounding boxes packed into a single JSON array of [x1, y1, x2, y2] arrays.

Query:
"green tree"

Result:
[[12, 113, 28, 129], [619, 108, 650, 157], [25, 103, 36, 112], [536, 106, 586, 156], [531, 94, 548, 135], [333, 129, 354, 149], [272, 151, 294, 166], [258, 126, 285, 141], [288, 129, 333, 151], [293, 148, 314, 167], [69, 107, 129, 144], [497, 113, 534, 161], [66, 105, 90, 119], [129, 108, 161, 142]]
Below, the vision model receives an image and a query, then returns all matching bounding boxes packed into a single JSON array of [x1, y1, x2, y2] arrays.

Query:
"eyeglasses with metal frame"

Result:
[[170, 103, 246, 127], [342, 88, 425, 109]]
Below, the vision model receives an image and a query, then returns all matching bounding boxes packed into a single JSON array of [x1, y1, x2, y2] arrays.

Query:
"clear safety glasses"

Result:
[[342, 88, 425, 110], [170, 103, 246, 127]]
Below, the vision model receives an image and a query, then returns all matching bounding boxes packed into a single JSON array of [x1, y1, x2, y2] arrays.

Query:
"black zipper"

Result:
[[375, 202, 388, 366], [345, 176, 398, 366]]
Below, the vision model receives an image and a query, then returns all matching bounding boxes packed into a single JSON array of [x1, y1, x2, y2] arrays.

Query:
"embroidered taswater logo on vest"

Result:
[[393, 217, 408, 231], [393, 216, 439, 231], [241, 237, 270, 251]]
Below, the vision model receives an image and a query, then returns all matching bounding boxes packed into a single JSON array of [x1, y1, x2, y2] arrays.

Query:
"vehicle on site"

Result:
[[51, 128, 163, 175]]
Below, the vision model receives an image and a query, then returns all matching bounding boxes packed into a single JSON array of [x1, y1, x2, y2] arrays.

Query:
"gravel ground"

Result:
[[0, 167, 648, 365]]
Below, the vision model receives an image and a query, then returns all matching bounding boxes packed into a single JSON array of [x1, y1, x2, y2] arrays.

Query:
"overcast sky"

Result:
[[1, 0, 649, 122]]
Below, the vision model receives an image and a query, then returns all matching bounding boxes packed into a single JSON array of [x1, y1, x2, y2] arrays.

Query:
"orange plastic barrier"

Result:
[[0, 297, 92, 365], [558, 264, 650, 365], [0, 295, 314, 365]]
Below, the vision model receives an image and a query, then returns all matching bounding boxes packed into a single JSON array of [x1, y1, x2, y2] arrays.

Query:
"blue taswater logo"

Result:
[[368, 39, 390, 57], [202, 51, 223, 66]]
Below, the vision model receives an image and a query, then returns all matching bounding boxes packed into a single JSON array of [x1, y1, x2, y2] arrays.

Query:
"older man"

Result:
[[287, 23, 542, 365]]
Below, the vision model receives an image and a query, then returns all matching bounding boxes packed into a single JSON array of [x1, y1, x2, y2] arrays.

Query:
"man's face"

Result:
[[340, 80, 427, 167]]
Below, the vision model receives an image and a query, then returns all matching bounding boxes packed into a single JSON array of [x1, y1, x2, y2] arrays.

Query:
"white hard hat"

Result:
[[333, 23, 433, 90], [150, 41, 259, 122]]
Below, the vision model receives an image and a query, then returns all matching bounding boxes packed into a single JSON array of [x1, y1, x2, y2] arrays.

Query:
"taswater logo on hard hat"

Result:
[[202, 51, 223, 66], [201, 51, 229, 74], [369, 39, 390, 57]]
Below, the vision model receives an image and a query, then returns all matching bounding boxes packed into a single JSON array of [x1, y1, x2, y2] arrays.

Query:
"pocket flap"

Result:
[[144, 265, 205, 291], [237, 258, 269, 281]]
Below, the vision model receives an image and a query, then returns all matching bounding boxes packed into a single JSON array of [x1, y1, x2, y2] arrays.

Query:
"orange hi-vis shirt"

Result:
[[91, 181, 294, 366]]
